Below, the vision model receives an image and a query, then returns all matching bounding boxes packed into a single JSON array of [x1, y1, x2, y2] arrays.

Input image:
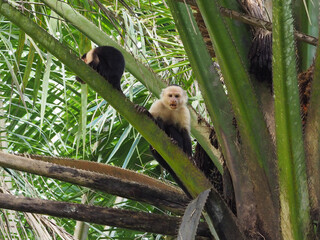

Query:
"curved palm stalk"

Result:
[[218, 0, 251, 66], [0, 0, 211, 197], [40, 0, 219, 172], [167, 0, 257, 232], [195, 0, 279, 238], [304, 23, 320, 232], [272, 0, 313, 239]]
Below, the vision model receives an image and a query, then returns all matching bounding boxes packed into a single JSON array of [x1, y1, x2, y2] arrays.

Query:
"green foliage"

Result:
[[273, 0, 311, 238], [0, 0, 319, 239]]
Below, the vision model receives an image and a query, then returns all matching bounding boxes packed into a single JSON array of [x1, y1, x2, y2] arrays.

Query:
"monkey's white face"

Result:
[[161, 86, 187, 110]]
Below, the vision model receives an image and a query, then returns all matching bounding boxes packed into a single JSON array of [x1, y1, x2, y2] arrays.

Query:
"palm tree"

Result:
[[0, 0, 319, 239]]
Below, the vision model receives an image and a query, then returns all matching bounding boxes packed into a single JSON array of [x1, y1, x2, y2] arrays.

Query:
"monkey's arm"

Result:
[[165, 125, 192, 157], [134, 104, 166, 129], [181, 128, 192, 157], [165, 125, 184, 148]]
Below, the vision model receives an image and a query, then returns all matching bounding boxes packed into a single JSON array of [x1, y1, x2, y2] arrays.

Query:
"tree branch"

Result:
[[0, 152, 189, 213], [219, 7, 318, 46], [0, 193, 211, 238]]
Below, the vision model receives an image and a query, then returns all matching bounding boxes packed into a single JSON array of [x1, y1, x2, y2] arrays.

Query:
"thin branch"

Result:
[[15, 1, 44, 4], [0, 193, 211, 238], [219, 7, 318, 46]]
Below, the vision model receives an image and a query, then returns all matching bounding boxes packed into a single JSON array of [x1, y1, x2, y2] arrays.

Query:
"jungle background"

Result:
[[0, 0, 319, 239]]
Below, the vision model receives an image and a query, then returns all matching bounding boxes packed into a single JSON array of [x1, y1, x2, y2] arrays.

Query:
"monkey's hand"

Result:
[[134, 104, 147, 113], [134, 104, 154, 120], [170, 138, 178, 145]]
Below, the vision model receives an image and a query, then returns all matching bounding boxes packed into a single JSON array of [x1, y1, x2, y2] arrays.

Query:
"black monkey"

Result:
[[76, 46, 125, 91]]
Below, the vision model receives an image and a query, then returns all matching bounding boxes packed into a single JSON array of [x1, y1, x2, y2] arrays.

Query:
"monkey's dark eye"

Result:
[[168, 94, 172, 97], [175, 95, 179, 98]]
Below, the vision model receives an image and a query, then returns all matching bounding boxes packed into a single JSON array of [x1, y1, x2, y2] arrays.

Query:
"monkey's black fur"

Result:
[[150, 117, 192, 197], [76, 46, 125, 91], [154, 118, 192, 156]]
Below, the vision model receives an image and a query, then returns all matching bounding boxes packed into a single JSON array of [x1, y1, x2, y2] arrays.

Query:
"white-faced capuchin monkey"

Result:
[[76, 46, 125, 92], [149, 85, 192, 156], [136, 85, 192, 196]]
